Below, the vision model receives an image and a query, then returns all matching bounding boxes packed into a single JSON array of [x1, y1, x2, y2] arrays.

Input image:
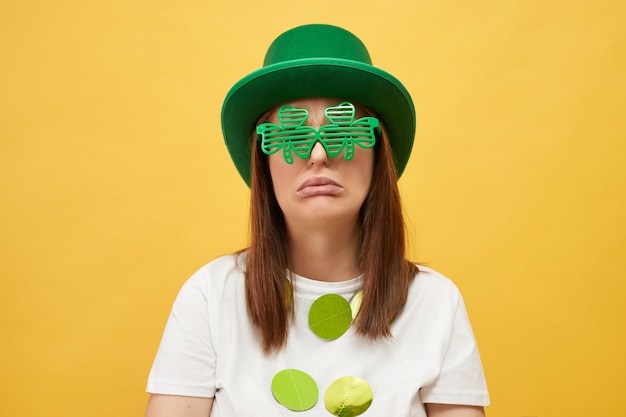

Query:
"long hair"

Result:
[[244, 110, 418, 354]]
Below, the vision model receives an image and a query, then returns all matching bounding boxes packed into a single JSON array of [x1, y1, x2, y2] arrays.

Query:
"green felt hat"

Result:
[[221, 24, 415, 186]]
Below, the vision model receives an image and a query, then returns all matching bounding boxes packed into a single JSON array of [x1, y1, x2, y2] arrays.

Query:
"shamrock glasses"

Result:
[[256, 102, 379, 164]]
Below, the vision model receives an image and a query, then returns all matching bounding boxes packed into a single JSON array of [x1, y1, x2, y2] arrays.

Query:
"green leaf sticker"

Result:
[[324, 376, 373, 417], [271, 369, 319, 411], [308, 294, 353, 340], [349, 291, 363, 320]]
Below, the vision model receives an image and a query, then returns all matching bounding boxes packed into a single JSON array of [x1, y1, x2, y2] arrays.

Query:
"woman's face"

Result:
[[265, 97, 375, 229]]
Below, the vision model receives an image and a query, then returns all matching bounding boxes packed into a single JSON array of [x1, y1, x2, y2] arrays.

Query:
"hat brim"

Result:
[[221, 58, 415, 185]]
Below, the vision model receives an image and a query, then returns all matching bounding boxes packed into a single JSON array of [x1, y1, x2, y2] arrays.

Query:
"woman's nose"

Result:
[[308, 140, 329, 166]]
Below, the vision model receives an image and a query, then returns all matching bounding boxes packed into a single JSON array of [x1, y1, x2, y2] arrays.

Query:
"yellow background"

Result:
[[1, 0, 624, 416]]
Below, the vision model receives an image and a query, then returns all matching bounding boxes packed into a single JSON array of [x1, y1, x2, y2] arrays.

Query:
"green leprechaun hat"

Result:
[[221, 24, 415, 185]]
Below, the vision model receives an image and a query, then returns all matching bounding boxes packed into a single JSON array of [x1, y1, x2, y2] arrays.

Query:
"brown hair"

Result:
[[243, 110, 418, 354]]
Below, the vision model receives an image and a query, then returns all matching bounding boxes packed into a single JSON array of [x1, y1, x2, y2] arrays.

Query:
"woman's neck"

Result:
[[286, 221, 361, 282]]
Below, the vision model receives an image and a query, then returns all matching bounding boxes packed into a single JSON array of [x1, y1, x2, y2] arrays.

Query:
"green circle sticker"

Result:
[[349, 291, 363, 319], [324, 376, 373, 417], [271, 369, 318, 411], [308, 294, 353, 340]]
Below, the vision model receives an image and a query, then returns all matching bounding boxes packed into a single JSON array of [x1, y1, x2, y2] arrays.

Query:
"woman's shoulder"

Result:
[[181, 252, 247, 293], [394, 265, 469, 330], [198, 251, 246, 273], [410, 264, 463, 301]]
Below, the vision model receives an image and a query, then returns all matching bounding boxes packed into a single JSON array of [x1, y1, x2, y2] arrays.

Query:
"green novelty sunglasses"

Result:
[[256, 102, 379, 164]]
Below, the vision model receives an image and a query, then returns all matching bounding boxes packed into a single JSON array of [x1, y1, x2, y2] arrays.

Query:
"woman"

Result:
[[145, 24, 489, 417]]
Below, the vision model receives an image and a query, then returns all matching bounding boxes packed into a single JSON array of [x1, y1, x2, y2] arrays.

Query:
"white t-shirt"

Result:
[[147, 254, 489, 416]]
